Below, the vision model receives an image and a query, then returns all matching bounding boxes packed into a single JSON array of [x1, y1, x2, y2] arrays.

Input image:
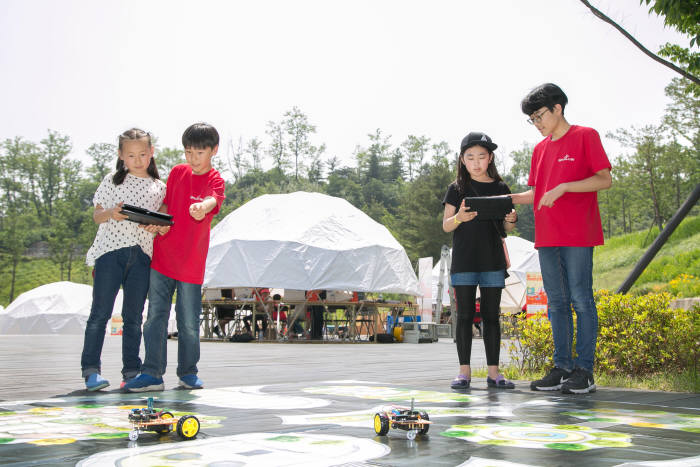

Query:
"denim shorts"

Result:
[[451, 270, 505, 288]]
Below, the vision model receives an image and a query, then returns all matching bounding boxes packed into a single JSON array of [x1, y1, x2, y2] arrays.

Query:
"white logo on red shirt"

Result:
[[558, 154, 575, 162], [190, 195, 204, 201]]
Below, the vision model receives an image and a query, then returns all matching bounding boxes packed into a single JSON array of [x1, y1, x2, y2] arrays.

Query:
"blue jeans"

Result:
[[142, 269, 202, 378], [538, 247, 598, 373], [451, 270, 506, 288], [81, 246, 151, 379]]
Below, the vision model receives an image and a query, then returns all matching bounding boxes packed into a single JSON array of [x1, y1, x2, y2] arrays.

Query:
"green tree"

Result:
[[642, 0, 700, 76], [154, 147, 183, 181], [246, 137, 263, 171], [0, 138, 35, 221], [610, 125, 671, 232], [266, 120, 289, 173], [306, 144, 326, 184], [356, 129, 392, 180], [580, 0, 699, 84], [283, 107, 324, 181], [86, 143, 116, 182], [391, 155, 453, 262], [48, 198, 92, 280], [401, 135, 430, 181], [221, 137, 248, 182], [0, 207, 41, 302], [325, 155, 341, 174]]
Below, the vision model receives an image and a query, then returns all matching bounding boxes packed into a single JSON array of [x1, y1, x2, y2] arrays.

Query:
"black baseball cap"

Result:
[[460, 132, 498, 153]]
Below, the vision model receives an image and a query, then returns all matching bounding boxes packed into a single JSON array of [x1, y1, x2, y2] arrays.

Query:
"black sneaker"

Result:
[[561, 368, 596, 394], [530, 367, 571, 391]]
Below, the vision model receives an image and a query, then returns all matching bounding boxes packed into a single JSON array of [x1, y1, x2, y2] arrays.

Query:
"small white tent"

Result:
[[0, 282, 171, 335], [0, 282, 93, 334], [431, 236, 540, 310], [204, 191, 420, 295]]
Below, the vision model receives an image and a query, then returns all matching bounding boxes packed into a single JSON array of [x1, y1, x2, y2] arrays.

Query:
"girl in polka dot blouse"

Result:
[[80, 128, 167, 392]]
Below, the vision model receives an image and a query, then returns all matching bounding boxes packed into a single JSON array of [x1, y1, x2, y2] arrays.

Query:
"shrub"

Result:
[[667, 274, 700, 298], [503, 315, 555, 373], [505, 292, 699, 378], [596, 292, 700, 376], [638, 250, 700, 284]]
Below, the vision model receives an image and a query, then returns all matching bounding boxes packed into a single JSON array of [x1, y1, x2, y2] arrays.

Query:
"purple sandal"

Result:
[[487, 375, 515, 389], [451, 374, 470, 390]]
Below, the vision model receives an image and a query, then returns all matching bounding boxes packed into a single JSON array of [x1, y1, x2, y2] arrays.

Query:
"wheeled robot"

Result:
[[373, 398, 431, 440], [127, 397, 200, 441]]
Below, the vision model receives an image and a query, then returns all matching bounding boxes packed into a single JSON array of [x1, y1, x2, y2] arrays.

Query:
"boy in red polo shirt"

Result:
[[125, 123, 225, 392], [511, 83, 612, 394]]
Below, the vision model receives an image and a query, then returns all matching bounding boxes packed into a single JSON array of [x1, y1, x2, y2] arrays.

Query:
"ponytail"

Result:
[[113, 159, 128, 185]]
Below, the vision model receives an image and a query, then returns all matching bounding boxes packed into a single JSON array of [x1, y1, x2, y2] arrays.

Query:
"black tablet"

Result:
[[120, 204, 173, 226], [463, 195, 513, 220]]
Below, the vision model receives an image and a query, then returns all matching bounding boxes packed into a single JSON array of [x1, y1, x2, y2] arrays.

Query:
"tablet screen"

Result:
[[120, 204, 174, 226], [462, 196, 513, 220]]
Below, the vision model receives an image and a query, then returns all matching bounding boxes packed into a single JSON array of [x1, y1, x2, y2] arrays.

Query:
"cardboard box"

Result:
[[403, 330, 420, 344], [203, 288, 222, 300], [326, 290, 353, 302], [283, 289, 306, 301], [234, 287, 254, 300]]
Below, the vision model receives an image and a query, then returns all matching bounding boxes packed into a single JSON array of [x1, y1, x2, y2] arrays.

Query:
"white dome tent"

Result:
[[0, 282, 174, 335], [0, 282, 94, 334], [204, 191, 420, 296]]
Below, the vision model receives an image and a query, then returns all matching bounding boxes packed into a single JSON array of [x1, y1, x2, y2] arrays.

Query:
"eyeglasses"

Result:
[[527, 109, 550, 125]]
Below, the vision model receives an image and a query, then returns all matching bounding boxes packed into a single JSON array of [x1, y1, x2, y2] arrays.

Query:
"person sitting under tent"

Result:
[[243, 288, 271, 339], [306, 290, 326, 340]]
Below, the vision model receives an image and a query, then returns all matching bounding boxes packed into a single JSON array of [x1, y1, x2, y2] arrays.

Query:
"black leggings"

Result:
[[454, 285, 502, 366]]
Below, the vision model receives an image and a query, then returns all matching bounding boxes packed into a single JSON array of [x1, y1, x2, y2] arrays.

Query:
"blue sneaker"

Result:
[[120, 375, 136, 390], [179, 374, 203, 389], [85, 373, 110, 391], [123, 373, 164, 393]]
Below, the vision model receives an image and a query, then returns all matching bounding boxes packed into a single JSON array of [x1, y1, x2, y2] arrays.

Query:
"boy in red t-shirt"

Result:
[[125, 123, 226, 392], [511, 83, 612, 395]]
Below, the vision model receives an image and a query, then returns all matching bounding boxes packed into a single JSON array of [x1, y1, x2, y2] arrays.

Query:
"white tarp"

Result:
[[0, 282, 175, 335], [204, 191, 420, 296], [431, 236, 540, 310], [0, 282, 93, 334]]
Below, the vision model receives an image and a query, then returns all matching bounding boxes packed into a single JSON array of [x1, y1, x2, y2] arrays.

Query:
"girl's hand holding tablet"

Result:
[[456, 199, 477, 223]]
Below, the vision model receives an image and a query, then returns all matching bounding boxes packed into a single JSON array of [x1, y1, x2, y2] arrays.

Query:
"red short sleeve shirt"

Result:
[[527, 125, 611, 248], [151, 164, 225, 284]]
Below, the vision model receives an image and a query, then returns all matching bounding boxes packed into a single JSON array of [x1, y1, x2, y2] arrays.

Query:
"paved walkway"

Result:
[[0, 335, 698, 466]]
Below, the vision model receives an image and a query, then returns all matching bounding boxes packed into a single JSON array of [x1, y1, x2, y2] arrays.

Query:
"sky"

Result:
[[0, 0, 690, 174]]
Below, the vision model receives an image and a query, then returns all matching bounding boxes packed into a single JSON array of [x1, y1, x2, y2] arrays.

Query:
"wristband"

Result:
[[454, 216, 461, 225]]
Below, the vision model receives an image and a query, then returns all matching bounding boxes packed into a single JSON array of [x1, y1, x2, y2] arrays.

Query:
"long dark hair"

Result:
[[454, 144, 503, 195], [113, 128, 160, 185]]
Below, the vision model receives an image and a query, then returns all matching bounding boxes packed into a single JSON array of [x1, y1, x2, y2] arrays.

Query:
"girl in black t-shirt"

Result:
[[442, 132, 518, 390]]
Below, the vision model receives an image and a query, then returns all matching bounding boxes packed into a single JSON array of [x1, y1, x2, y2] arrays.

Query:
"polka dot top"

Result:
[[85, 172, 167, 266]]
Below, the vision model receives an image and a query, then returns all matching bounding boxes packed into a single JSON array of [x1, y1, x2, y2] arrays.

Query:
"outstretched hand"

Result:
[[189, 202, 207, 221]]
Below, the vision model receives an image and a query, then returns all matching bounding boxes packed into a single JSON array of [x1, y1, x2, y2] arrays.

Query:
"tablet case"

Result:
[[463, 195, 513, 220], [120, 204, 174, 226]]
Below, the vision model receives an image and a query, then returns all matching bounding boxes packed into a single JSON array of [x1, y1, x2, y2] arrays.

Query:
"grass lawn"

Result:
[[471, 366, 699, 393]]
